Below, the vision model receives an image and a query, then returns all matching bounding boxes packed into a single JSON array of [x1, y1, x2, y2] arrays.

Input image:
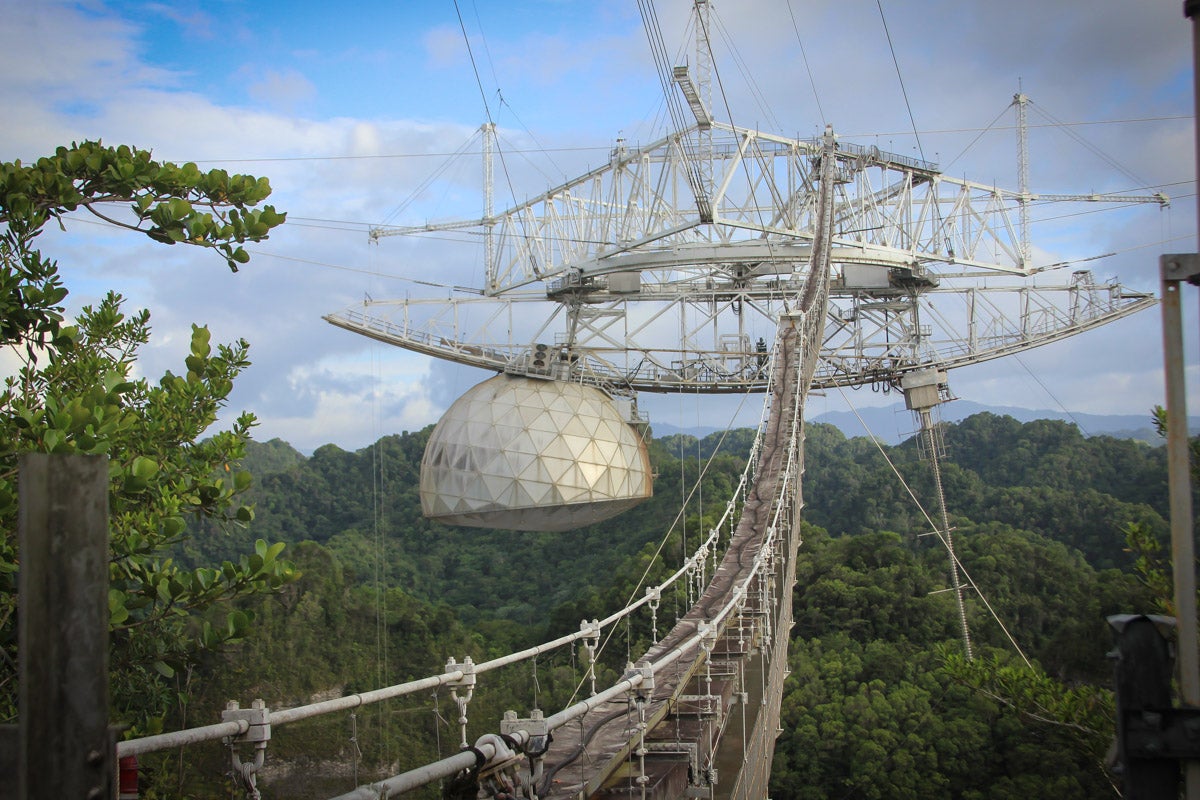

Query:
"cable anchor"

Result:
[[501, 709, 552, 799], [446, 656, 478, 750], [580, 619, 601, 696], [222, 699, 271, 800]]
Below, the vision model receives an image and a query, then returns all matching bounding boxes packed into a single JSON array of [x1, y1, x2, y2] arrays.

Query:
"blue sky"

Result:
[[2, 0, 1195, 451]]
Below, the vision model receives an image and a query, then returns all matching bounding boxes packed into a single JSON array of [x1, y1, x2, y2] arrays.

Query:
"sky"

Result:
[[1, 0, 1196, 453]]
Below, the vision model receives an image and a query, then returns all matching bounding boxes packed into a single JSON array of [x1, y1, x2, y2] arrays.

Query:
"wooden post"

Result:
[[18, 454, 111, 800]]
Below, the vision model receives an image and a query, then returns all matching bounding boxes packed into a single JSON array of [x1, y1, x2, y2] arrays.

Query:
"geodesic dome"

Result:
[[419, 374, 652, 531]]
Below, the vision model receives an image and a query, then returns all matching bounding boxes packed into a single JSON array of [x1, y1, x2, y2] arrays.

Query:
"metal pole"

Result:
[[1174, 3, 1200, 793], [1161, 262, 1199, 689]]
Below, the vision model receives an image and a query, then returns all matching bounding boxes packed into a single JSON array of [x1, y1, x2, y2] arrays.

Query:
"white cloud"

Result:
[[2, 0, 1193, 453], [246, 69, 318, 114]]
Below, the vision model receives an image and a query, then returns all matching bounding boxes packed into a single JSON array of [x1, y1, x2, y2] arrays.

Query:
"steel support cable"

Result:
[[875, 0, 927, 165], [377, 133, 480, 228], [941, 103, 1013, 172], [1027, 98, 1149, 189], [576, 344, 780, 696], [636, 0, 710, 217], [923, 412, 973, 660], [784, 0, 826, 126], [447, 0, 532, 280], [327, 625, 706, 800], [707, 13, 780, 133], [119, 337, 787, 765], [451, 0, 493, 125], [831, 383, 1032, 667]]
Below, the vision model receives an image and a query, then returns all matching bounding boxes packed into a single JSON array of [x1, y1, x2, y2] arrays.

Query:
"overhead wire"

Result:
[[785, 0, 827, 125], [875, 0, 927, 164], [833, 384, 1032, 667]]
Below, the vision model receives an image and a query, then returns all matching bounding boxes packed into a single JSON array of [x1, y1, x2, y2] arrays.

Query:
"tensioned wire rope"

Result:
[[831, 383, 1033, 667], [115, 352, 780, 760], [555, 335, 779, 712]]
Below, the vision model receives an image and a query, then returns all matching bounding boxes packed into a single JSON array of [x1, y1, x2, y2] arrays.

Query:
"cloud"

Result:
[[422, 25, 467, 70], [2, 0, 1192, 454], [246, 69, 318, 114]]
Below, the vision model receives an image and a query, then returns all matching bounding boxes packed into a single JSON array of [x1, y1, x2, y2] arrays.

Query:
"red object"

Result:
[[119, 755, 138, 799]]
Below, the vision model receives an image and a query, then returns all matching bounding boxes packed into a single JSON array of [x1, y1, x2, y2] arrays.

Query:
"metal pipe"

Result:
[[116, 719, 249, 758], [270, 671, 466, 725], [1178, 2, 1200, 797], [328, 743, 492, 800], [1163, 262, 1200, 799]]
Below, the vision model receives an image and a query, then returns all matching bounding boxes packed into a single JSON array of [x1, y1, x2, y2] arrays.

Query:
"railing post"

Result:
[[18, 454, 112, 800]]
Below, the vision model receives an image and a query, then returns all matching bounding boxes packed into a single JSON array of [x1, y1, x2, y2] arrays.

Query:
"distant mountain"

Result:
[[810, 401, 1194, 445], [245, 405, 1185, 464], [650, 402, 1192, 446], [241, 437, 307, 474]]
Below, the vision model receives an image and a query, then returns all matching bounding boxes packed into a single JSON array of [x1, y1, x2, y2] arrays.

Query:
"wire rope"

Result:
[[785, 0, 827, 126], [833, 384, 1032, 666], [875, 0, 927, 164]]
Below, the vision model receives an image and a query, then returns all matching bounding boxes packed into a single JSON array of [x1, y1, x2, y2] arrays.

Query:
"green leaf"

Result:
[[130, 455, 158, 480], [226, 610, 250, 639], [108, 589, 129, 626]]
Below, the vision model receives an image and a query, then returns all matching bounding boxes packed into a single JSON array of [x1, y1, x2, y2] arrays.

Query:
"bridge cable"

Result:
[[784, 0, 827, 126], [557, 355, 769, 710], [875, 0, 927, 165], [833, 384, 1033, 667]]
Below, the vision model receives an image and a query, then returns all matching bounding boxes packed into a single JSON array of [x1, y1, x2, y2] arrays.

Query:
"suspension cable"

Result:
[[832, 384, 1032, 667]]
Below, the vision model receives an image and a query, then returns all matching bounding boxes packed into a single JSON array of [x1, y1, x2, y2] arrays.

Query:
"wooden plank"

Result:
[[18, 454, 111, 800]]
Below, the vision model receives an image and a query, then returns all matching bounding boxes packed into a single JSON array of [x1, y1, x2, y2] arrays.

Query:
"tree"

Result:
[[0, 141, 294, 733]]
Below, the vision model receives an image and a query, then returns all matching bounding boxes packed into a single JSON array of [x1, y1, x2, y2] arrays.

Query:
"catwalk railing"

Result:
[[117, 134, 839, 800], [113, 346, 786, 797]]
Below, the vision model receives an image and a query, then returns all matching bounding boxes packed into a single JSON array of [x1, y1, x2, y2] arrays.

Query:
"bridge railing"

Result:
[[114, 338, 787, 798]]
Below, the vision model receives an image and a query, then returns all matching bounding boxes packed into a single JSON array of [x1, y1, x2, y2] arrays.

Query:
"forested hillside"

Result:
[[159, 412, 1172, 798]]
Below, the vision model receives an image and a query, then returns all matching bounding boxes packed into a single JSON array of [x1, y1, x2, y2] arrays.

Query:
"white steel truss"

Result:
[[342, 117, 1162, 394]]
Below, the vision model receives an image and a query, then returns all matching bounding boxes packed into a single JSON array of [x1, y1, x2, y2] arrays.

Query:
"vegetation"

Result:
[[137, 411, 1171, 798], [1, 150, 1172, 796], [0, 142, 292, 734]]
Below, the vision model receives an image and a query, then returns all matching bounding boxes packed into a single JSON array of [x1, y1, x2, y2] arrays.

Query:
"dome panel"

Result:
[[419, 374, 653, 531]]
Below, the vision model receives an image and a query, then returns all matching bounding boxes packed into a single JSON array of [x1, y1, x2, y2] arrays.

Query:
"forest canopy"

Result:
[[158, 411, 1171, 798]]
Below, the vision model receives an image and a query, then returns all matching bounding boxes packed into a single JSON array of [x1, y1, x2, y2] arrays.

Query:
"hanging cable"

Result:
[[785, 0, 827, 125], [833, 383, 1032, 667], [876, 0, 928, 164]]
